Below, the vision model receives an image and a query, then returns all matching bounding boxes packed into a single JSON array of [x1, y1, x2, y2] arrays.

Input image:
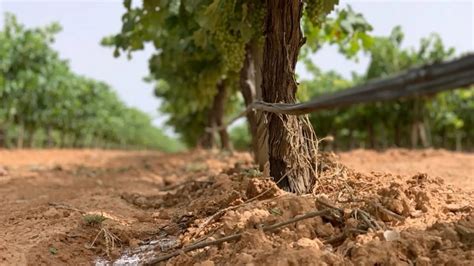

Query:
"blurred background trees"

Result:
[[230, 25, 473, 151], [294, 26, 473, 151], [0, 13, 182, 151], [103, 1, 373, 151]]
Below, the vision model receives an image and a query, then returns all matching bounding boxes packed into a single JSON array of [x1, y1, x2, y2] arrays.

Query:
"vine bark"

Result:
[[262, 0, 318, 194]]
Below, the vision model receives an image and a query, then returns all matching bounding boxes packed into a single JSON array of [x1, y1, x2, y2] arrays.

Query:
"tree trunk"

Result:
[[199, 81, 232, 151], [418, 122, 429, 148], [46, 126, 54, 148], [72, 133, 79, 148], [0, 127, 5, 148], [240, 44, 258, 151], [213, 80, 232, 151], [367, 123, 375, 149], [240, 42, 268, 168], [61, 132, 67, 148], [199, 108, 217, 149], [17, 125, 24, 149], [251, 41, 269, 172], [455, 132, 462, 151], [262, 0, 318, 194], [27, 127, 35, 148], [394, 123, 401, 147], [349, 130, 356, 150]]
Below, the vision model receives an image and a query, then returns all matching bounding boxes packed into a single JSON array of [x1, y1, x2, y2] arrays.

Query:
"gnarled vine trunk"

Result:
[[0, 127, 5, 148], [46, 126, 54, 148], [199, 80, 232, 151], [17, 124, 24, 149], [214, 80, 232, 151], [240, 45, 258, 153], [262, 0, 318, 194], [240, 42, 268, 170], [199, 113, 216, 149]]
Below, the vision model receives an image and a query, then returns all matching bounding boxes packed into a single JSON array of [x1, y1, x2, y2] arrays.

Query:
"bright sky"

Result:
[[1, 0, 473, 129]]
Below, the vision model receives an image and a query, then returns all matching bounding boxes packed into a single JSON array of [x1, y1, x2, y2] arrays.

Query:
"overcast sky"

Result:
[[1, 0, 473, 129]]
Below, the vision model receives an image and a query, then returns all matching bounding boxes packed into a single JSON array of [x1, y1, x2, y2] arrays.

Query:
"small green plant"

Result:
[[269, 207, 283, 216], [49, 246, 58, 255], [82, 214, 107, 226], [242, 168, 262, 178]]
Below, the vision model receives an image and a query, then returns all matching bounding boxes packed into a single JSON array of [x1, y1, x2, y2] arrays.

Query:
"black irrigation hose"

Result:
[[209, 54, 474, 132]]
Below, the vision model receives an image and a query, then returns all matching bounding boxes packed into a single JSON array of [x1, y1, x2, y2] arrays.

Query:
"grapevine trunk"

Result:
[[240, 42, 268, 169], [262, 0, 318, 194]]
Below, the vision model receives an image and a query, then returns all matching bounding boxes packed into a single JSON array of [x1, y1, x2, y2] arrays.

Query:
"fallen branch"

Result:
[[260, 209, 330, 232], [190, 174, 289, 241], [324, 232, 347, 245], [372, 202, 406, 221], [145, 209, 330, 264], [316, 197, 344, 214], [355, 209, 383, 230]]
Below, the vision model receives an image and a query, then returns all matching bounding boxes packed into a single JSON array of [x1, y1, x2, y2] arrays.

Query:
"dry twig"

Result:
[[316, 197, 344, 214], [354, 209, 382, 230], [190, 173, 289, 240], [88, 226, 122, 258], [372, 202, 406, 221], [146, 209, 330, 264]]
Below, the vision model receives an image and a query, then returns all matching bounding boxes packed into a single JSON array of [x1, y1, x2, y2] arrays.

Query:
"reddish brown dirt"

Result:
[[0, 149, 473, 265], [338, 149, 474, 191]]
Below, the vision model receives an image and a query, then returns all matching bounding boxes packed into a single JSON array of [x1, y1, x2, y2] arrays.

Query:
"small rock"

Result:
[[410, 210, 423, 218], [295, 238, 320, 249], [43, 208, 61, 219], [383, 230, 400, 241], [135, 196, 147, 206]]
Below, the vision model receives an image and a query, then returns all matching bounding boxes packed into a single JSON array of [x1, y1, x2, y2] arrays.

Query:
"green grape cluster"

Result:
[[210, 1, 248, 73], [306, 0, 324, 24], [248, 1, 266, 46], [305, 0, 339, 25], [214, 28, 246, 73]]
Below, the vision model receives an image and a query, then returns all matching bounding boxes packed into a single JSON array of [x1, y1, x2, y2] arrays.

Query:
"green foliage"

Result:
[[82, 214, 107, 226], [229, 123, 251, 150], [303, 5, 373, 59], [306, 0, 339, 25], [0, 13, 181, 151], [103, 0, 237, 144], [301, 26, 473, 150], [104, 0, 358, 146]]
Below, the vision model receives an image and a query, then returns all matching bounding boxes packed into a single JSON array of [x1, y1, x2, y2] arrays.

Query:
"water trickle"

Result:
[[94, 236, 179, 265]]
